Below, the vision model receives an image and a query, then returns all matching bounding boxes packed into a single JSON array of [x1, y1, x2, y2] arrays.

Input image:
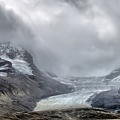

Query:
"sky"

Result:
[[0, 0, 120, 77]]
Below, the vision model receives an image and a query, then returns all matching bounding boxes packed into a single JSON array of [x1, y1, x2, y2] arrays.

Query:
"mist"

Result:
[[0, 0, 120, 77]]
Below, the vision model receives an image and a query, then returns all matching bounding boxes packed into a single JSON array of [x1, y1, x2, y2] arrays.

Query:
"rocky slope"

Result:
[[0, 108, 120, 120], [1, 42, 120, 116], [88, 89, 120, 110], [0, 42, 73, 115], [89, 67, 120, 110]]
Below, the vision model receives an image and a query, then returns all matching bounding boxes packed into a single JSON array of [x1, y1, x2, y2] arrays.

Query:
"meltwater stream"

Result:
[[34, 77, 110, 111]]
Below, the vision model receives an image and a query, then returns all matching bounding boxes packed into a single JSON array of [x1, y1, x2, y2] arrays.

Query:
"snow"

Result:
[[112, 76, 120, 81], [0, 72, 7, 77], [0, 42, 26, 61], [0, 43, 33, 76], [0, 55, 33, 75], [34, 76, 110, 111], [0, 64, 10, 71], [34, 89, 109, 111], [111, 70, 118, 73]]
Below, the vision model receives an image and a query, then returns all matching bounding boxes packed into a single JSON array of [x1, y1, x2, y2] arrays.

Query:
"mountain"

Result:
[[105, 68, 120, 82], [1, 42, 120, 114], [89, 67, 120, 110], [0, 42, 73, 115]]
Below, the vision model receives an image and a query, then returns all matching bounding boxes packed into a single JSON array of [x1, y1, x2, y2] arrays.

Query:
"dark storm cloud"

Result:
[[0, 2, 61, 73], [0, 3, 34, 48], [1, 0, 120, 77]]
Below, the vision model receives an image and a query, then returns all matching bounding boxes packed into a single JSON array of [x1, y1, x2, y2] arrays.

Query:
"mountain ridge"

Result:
[[0, 42, 73, 115]]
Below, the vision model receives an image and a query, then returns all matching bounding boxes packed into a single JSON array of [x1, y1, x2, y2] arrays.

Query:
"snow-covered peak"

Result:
[[0, 42, 27, 60], [0, 55, 33, 75], [0, 42, 33, 76], [105, 67, 120, 81]]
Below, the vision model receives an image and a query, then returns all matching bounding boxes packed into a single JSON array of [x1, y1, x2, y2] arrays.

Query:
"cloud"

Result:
[[0, 0, 120, 77], [0, 3, 35, 48]]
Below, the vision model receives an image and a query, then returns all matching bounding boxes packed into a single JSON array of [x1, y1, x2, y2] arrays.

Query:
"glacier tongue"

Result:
[[34, 76, 110, 111]]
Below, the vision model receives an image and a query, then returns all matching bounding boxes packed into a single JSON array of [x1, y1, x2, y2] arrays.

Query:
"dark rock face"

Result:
[[0, 108, 120, 120], [0, 42, 73, 115], [89, 89, 120, 110], [0, 58, 14, 73], [88, 67, 120, 110], [104, 68, 120, 84]]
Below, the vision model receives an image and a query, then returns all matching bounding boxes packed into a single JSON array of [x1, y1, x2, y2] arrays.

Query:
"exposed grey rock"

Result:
[[104, 68, 120, 84], [88, 89, 120, 110], [88, 66, 120, 111], [0, 58, 13, 73], [0, 108, 120, 120], [0, 42, 73, 115]]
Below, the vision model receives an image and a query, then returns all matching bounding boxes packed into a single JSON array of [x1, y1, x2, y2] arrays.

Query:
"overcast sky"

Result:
[[0, 0, 120, 77]]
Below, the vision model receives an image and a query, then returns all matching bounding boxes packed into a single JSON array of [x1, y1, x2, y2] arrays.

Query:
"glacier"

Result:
[[34, 76, 110, 111], [0, 55, 33, 75]]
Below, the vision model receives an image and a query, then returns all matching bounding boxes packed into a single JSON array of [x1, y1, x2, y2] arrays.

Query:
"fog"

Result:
[[0, 0, 120, 77]]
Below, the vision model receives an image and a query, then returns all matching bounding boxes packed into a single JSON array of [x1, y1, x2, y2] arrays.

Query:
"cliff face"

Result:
[[0, 42, 73, 115]]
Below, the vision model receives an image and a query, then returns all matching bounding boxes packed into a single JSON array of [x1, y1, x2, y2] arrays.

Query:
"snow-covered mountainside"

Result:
[[1, 42, 120, 113], [89, 68, 120, 110], [0, 42, 73, 115], [0, 42, 33, 76], [103, 68, 120, 89], [0, 42, 28, 61], [34, 75, 111, 111], [105, 68, 120, 82], [34, 67, 120, 112]]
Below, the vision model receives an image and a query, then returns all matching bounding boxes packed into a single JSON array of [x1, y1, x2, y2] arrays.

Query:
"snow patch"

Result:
[[0, 55, 33, 75], [112, 76, 120, 81], [0, 72, 7, 77], [0, 64, 10, 71]]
